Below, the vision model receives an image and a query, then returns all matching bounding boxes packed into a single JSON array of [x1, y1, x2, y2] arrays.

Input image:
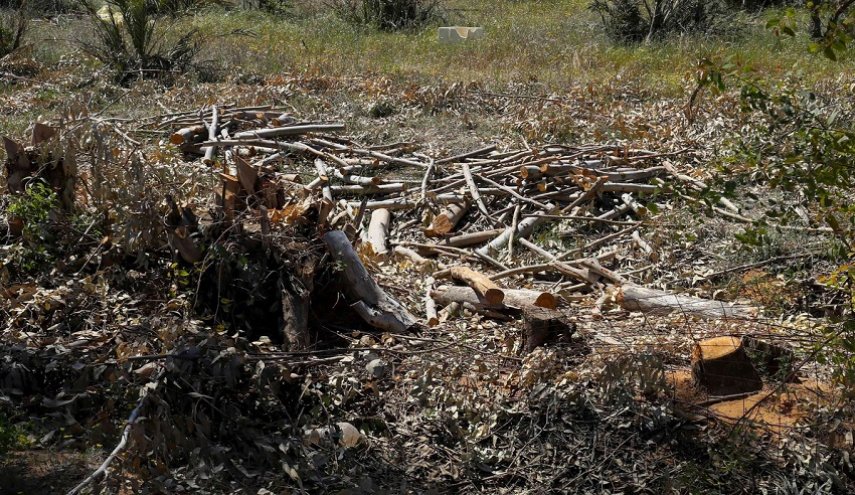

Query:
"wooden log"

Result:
[[522, 307, 576, 353], [431, 285, 556, 310], [616, 285, 756, 319], [170, 125, 207, 146], [520, 165, 542, 180], [436, 144, 497, 165], [202, 105, 219, 165], [448, 267, 504, 305], [424, 277, 439, 327], [476, 208, 551, 257], [443, 229, 506, 248], [366, 208, 391, 255], [347, 199, 416, 211], [314, 159, 334, 224], [425, 201, 468, 237], [393, 246, 438, 272], [332, 168, 383, 186], [322, 230, 417, 332], [434, 285, 558, 309], [330, 183, 406, 195], [692, 336, 763, 395], [601, 183, 657, 194], [233, 123, 345, 139], [280, 277, 310, 350], [461, 163, 496, 224], [603, 166, 665, 182]]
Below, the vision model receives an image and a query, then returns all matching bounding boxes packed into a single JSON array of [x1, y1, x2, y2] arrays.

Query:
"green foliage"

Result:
[[590, 0, 728, 43], [0, 3, 26, 57], [328, 0, 440, 31], [79, 0, 203, 83], [692, 9, 855, 388], [5, 182, 60, 272], [0, 415, 17, 454]]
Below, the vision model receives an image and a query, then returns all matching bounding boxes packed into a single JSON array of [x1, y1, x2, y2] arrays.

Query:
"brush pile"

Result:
[[154, 104, 732, 347]]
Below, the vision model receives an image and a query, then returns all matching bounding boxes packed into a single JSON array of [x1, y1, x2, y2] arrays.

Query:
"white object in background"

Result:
[[97, 5, 124, 26], [438, 26, 485, 43]]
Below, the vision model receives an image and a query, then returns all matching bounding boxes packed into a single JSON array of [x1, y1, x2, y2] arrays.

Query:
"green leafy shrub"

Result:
[[0, 3, 26, 57], [0, 415, 16, 454], [79, 0, 203, 83], [328, 0, 440, 31], [590, 0, 728, 43]]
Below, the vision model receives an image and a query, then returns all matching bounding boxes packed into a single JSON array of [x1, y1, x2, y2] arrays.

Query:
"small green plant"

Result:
[[0, 413, 28, 459], [5, 181, 59, 271], [79, 0, 203, 83]]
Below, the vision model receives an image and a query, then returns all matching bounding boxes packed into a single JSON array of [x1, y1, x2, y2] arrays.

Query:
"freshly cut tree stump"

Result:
[[692, 336, 763, 396], [522, 307, 576, 353]]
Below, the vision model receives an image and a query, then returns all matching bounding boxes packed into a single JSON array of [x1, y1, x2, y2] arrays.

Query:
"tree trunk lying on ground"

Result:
[[366, 208, 391, 255], [430, 285, 556, 311], [447, 266, 505, 305], [323, 230, 417, 332], [692, 336, 763, 396], [425, 201, 468, 237], [616, 285, 756, 319]]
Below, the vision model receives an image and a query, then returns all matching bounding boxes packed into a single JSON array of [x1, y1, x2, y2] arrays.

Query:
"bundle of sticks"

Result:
[[159, 105, 748, 336]]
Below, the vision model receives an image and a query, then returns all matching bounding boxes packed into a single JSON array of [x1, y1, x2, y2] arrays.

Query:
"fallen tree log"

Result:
[[233, 123, 345, 139], [447, 266, 504, 305], [616, 285, 756, 319], [322, 230, 417, 332], [366, 208, 391, 255], [430, 285, 556, 310], [425, 201, 468, 237], [170, 125, 207, 146]]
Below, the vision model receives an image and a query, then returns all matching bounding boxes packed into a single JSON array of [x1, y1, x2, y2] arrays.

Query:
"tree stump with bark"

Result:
[[691, 336, 763, 395], [522, 307, 576, 354]]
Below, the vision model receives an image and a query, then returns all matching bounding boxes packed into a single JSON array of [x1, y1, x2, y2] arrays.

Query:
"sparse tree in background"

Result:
[[328, 0, 440, 30], [590, 0, 728, 43]]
